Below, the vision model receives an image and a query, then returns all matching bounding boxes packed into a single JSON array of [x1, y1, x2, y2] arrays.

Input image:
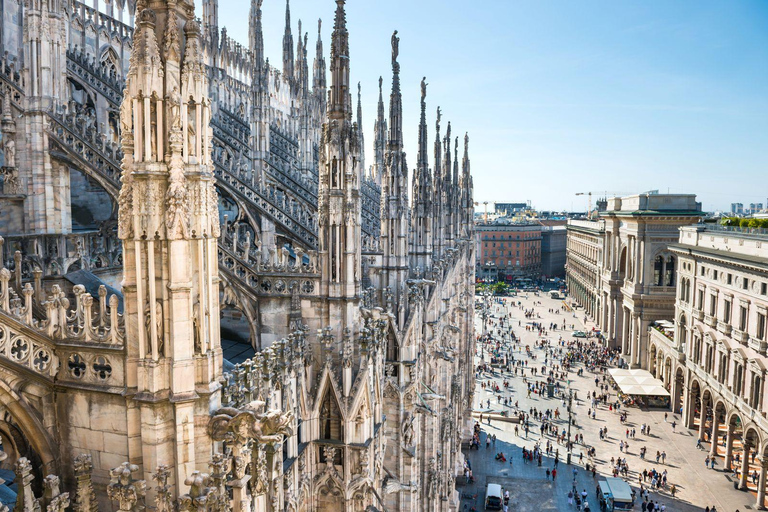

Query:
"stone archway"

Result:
[[724, 411, 744, 472], [739, 426, 762, 490], [649, 344, 657, 377], [672, 367, 685, 414], [685, 378, 701, 430], [708, 400, 728, 460], [0, 378, 57, 481]]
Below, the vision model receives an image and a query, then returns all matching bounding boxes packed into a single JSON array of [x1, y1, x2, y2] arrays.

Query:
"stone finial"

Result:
[[107, 463, 147, 512], [13, 458, 39, 512], [178, 471, 211, 512], [73, 454, 97, 512], [153, 465, 173, 512], [42, 475, 61, 511], [46, 494, 69, 512]]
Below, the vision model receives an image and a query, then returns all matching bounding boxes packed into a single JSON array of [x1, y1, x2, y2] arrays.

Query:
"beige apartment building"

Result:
[[649, 224, 768, 507]]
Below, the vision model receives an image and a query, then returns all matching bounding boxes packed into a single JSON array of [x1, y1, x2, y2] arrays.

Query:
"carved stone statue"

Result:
[[421, 77, 427, 101], [144, 301, 164, 356], [168, 86, 181, 129], [208, 401, 294, 446], [4, 138, 15, 168], [402, 411, 415, 448], [391, 30, 399, 65]]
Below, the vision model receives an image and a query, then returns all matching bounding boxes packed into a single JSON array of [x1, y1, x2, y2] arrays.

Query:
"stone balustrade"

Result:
[[0, 237, 124, 348]]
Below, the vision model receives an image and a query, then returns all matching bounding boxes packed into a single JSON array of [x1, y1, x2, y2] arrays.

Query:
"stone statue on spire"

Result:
[[391, 30, 399, 66], [421, 77, 427, 101]]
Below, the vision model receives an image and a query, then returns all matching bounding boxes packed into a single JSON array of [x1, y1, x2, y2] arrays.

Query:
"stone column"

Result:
[[725, 424, 735, 470], [709, 413, 721, 459], [622, 308, 630, 355], [740, 444, 751, 490], [757, 460, 768, 510], [698, 405, 707, 442]]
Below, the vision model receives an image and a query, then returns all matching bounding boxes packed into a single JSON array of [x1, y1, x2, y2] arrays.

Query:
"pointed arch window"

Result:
[[100, 46, 119, 77], [319, 387, 343, 442]]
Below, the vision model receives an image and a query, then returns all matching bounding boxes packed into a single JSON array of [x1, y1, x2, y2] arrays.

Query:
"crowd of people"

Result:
[[465, 293, 686, 511]]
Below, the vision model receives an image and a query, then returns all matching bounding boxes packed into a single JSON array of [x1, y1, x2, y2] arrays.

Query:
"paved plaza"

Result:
[[459, 292, 758, 512]]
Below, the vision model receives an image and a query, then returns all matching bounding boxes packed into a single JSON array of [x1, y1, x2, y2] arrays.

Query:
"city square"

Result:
[[460, 291, 767, 512]]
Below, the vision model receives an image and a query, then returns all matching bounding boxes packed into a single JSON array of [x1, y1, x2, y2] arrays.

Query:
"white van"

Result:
[[484, 483, 502, 510], [597, 477, 635, 510]]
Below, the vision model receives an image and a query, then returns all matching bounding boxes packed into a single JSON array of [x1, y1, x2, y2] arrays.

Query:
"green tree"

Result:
[[493, 282, 507, 295]]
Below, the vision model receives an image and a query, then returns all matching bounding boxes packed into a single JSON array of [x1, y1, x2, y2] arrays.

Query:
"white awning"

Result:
[[608, 369, 671, 397]]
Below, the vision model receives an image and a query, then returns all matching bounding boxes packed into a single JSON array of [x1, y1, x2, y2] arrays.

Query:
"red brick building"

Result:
[[475, 221, 542, 282]]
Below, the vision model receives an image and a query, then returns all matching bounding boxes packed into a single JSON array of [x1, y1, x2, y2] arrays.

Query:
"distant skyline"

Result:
[[214, 0, 768, 212]]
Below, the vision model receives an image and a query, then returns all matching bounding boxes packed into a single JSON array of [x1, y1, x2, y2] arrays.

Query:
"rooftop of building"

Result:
[[475, 217, 542, 229], [602, 192, 703, 216], [681, 223, 768, 240], [671, 224, 768, 268]]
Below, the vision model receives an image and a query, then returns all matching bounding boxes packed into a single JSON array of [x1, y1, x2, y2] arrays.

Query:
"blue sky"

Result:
[[216, 0, 768, 212]]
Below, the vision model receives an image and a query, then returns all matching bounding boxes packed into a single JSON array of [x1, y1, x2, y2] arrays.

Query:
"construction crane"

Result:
[[574, 192, 594, 217], [575, 191, 627, 219]]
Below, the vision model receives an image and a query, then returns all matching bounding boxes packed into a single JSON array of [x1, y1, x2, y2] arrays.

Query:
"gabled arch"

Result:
[[314, 370, 344, 445]]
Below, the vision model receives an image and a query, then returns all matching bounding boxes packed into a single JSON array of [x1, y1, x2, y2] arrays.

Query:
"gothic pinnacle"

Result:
[[417, 77, 428, 170], [357, 81, 366, 171], [388, 30, 402, 147], [329, 0, 350, 119], [282, 0, 294, 81]]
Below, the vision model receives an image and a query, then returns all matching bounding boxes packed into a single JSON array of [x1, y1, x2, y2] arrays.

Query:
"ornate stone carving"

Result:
[[73, 454, 97, 512], [106, 463, 146, 512]]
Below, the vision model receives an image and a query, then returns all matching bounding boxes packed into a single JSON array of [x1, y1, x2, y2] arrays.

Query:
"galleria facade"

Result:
[[0, 0, 476, 511], [567, 194, 768, 508]]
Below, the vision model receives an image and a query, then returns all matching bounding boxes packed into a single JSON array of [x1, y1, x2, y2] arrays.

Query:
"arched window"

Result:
[[654, 256, 664, 286], [752, 373, 762, 409], [619, 247, 627, 276], [386, 332, 399, 365], [734, 364, 744, 396], [665, 255, 676, 286], [678, 315, 687, 351], [100, 46, 119, 77], [319, 387, 343, 441]]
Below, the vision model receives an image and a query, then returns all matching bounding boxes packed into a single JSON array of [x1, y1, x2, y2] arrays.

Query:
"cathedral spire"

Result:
[[411, 77, 433, 269], [282, 0, 294, 82], [313, 19, 327, 108], [372, 75, 386, 186], [295, 20, 309, 94], [387, 30, 403, 148], [461, 132, 474, 238], [357, 82, 366, 173], [432, 106, 443, 259], [329, 0, 351, 120], [317, 0, 361, 328], [443, 122, 454, 246], [380, 30, 409, 327], [248, 0, 263, 58], [119, 2, 221, 490], [417, 77, 428, 170]]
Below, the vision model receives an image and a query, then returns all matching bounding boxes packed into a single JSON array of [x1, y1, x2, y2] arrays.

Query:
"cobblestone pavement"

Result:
[[458, 292, 756, 512]]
